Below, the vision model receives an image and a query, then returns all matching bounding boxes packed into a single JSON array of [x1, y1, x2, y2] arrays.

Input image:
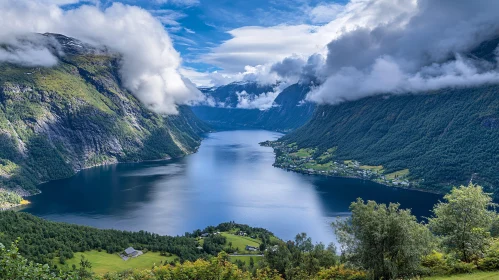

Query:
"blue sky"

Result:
[[73, 0, 347, 74]]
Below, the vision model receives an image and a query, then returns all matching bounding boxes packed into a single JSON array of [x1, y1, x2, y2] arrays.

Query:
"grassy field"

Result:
[[291, 148, 314, 158], [229, 255, 264, 265], [385, 169, 410, 180], [57, 250, 177, 275], [221, 233, 261, 253], [304, 162, 333, 171], [359, 165, 384, 173], [425, 271, 499, 279]]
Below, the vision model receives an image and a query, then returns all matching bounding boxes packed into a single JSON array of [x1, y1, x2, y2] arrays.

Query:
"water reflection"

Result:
[[24, 130, 441, 244]]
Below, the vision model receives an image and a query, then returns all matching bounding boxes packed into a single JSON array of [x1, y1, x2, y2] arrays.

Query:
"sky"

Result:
[[76, 0, 349, 86], [2, 0, 499, 113], [106, 0, 347, 69]]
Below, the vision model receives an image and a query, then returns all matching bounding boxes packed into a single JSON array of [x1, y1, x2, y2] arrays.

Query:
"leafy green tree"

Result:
[[0, 240, 78, 280], [428, 183, 497, 262], [334, 198, 433, 279], [263, 243, 292, 277], [76, 255, 93, 279]]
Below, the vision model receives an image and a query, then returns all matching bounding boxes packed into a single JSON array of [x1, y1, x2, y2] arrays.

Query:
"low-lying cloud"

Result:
[[307, 0, 499, 104], [235, 90, 279, 110], [0, 0, 203, 114], [0, 35, 59, 67], [198, 0, 499, 104]]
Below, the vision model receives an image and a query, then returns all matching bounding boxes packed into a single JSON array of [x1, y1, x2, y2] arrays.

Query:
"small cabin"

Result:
[[124, 247, 143, 258], [245, 245, 258, 251]]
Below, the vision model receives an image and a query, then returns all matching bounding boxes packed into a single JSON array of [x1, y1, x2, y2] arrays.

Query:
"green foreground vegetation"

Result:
[[425, 271, 499, 279], [2, 184, 499, 279], [57, 251, 177, 275], [229, 255, 264, 265]]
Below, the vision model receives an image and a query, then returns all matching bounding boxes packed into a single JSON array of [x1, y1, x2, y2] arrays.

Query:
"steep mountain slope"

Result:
[[191, 82, 315, 132], [280, 86, 499, 196], [0, 34, 209, 194]]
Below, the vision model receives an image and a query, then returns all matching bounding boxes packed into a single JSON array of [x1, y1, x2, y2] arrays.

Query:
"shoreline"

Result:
[[1, 146, 201, 211], [260, 140, 443, 196], [276, 166, 442, 195]]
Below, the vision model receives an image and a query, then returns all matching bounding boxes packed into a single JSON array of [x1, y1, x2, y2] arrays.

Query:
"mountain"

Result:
[[191, 82, 315, 132], [280, 88, 499, 197], [0, 33, 209, 195], [273, 37, 499, 197]]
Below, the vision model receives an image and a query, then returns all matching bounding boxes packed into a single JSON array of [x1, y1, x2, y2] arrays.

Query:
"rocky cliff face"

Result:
[[0, 34, 209, 194]]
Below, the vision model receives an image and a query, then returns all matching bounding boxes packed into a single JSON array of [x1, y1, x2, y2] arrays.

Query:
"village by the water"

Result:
[[261, 141, 417, 189]]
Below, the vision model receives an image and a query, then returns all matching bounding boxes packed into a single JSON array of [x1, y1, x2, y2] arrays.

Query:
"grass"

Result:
[[291, 148, 314, 158], [221, 233, 261, 254], [385, 169, 410, 180], [304, 162, 333, 171], [425, 271, 499, 279], [229, 255, 263, 265], [359, 165, 384, 173], [57, 250, 177, 275]]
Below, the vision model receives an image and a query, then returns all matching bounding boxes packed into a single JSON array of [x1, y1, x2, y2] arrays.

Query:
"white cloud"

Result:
[[202, 24, 326, 73], [154, 0, 199, 7], [307, 0, 499, 104], [0, 35, 59, 67], [0, 0, 203, 115], [307, 55, 499, 104], [197, 0, 417, 86], [149, 9, 186, 26], [197, 0, 499, 104], [309, 3, 344, 24], [236, 90, 279, 110]]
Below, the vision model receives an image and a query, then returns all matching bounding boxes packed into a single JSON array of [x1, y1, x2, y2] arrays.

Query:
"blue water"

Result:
[[23, 130, 441, 244]]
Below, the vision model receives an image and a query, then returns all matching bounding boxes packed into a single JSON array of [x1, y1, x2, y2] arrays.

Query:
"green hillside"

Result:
[[0, 34, 209, 195], [280, 85, 499, 196]]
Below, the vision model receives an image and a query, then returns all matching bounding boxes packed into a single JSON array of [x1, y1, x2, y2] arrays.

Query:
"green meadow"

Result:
[[56, 250, 177, 275], [425, 271, 499, 280]]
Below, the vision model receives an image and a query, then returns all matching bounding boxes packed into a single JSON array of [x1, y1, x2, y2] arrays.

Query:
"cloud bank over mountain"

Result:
[[307, 0, 499, 104], [194, 0, 499, 107], [0, 0, 203, 114]]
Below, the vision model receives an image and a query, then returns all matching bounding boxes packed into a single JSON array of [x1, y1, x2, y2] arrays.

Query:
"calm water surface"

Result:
[[24, 130, 441, 244]]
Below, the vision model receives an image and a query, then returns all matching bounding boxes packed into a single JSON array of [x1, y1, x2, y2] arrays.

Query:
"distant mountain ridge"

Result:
[[192, 82, 315, 132], [278, 37, 499, 197], [0, 33, 209, 194]]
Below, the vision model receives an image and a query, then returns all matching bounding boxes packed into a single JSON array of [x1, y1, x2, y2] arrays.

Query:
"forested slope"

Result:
[[281, 86, 499, 195], [0, 34, 209, 194]]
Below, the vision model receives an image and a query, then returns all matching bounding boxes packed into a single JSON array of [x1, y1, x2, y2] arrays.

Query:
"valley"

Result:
[[21, 130, 441, 244], [0, 0, 499, 278]]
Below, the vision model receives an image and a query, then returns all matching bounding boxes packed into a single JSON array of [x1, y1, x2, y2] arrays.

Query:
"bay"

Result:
[[24, 130, 441, 244]]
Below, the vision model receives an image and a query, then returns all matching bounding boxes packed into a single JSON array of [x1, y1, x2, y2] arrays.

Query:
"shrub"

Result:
[[478, 240, 499, 270], [447, 259, 477, 274], [316, 265, 367, 280], [421, 251, 451, 275]]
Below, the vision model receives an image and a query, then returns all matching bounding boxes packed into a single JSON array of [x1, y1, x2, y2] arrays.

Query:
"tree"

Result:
[[0, 241, 77, 280], [334, 198, 433, 280], [76, 255, 93, 279], [428, 183, 497, 262]]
